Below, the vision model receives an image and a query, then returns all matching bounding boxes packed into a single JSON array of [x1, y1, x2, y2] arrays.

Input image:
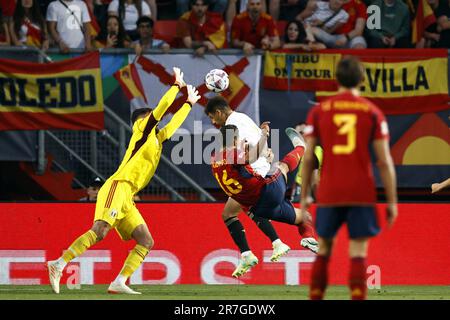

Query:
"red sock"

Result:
[[280, 146, 305, 172], [310, 255, 329, 300], [349, 257, 367, 300], [298, 219, 315, 238]]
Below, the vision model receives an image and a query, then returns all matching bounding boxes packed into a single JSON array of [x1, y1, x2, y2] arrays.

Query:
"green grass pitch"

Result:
[[0, 285, 449, 300]]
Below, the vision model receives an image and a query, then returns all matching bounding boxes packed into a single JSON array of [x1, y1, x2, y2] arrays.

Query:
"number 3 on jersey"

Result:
[[215, 170, 242, 196], [333, 114, 357, 154]]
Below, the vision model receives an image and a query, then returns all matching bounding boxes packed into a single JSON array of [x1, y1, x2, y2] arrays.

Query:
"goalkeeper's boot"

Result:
[[232, 252, 259, 278], [47, 260, 63, 294], [301, 237, 319, 254], [270, 242, 291, 262], [108, 282, 142, 295], [285, 127, 306, 149]]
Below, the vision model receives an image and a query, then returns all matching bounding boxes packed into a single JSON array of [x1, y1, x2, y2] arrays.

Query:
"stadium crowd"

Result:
[[0, 0, 449, 54]]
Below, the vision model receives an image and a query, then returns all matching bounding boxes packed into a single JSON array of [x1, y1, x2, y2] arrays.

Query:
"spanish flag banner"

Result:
[[407, 0, 436, 45], [0, 51, 104, 131], [177, 11, 226, 49], [113, 62, 148, 109], [263, 50, 341, 91], [316, 49, 449, 115]]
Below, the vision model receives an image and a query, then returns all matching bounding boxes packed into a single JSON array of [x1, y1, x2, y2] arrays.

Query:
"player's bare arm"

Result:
[[373, 139, 398, 228], [246, 121, 270, 164]]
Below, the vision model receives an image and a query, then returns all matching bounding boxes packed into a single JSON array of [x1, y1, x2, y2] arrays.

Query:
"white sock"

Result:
[[241, 250, 252, 257], [272, 239, 282, 246], [55, 258, 67, 270], [114, 274, 128, 285]]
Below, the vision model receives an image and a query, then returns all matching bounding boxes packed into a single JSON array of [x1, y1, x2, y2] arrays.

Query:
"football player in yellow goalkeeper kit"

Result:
[[47, 67, 201, 294]]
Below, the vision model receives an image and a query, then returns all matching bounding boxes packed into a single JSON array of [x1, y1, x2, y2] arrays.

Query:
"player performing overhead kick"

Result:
[[47, 68, 201, 295], [205, 97, 300, 278], [210, 121, 319, 275]]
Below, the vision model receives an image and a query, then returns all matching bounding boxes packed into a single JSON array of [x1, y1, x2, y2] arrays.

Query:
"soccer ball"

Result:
[[205, 69, 229, 93]]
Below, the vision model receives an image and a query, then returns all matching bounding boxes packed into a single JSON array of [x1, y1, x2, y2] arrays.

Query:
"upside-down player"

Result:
[[211, 122, 319, 264], [47, 68, 201, 294], [205, 97, 293, 277], [301, 56, 398, 300]]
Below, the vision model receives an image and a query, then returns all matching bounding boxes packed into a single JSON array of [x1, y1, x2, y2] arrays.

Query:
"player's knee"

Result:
[[222, 211, 238, 221], [140, 235, 154, 249], [91, 221, 110, 241]]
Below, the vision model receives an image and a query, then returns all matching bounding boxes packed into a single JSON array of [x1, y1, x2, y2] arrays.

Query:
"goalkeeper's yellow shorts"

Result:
[[94, 180, 145, 240]]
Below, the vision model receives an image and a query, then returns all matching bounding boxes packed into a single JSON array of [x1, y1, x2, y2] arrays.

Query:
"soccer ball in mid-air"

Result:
[[205, 69, 229, 93]]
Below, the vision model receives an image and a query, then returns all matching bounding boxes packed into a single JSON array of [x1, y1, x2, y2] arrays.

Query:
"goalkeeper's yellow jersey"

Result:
[[107, 85, 192, 193]]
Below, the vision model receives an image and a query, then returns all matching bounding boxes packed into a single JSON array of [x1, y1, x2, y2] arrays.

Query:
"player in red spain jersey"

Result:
[[301, 56, 398, 300], [211, 123, 319, 256]]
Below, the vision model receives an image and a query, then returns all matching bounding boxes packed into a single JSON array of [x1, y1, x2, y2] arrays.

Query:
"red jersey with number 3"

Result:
[[211, 148, 266, 207], [304, 91, 389, 205]]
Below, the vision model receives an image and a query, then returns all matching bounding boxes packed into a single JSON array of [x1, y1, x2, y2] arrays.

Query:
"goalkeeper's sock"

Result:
[[310, 255, 329, 300], [349, 257, 367, 300], [116, 244, 149, 283], [225, 217, 251, 253], [61, 230, 98, 265], [280, 147, 305, 172]]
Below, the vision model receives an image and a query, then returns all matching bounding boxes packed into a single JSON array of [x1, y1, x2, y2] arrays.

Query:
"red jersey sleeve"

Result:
[[266, 16, 279, 37], [304, 105, 320, 139], [372, 107, 389, 141], [356, 0, 368, 19]]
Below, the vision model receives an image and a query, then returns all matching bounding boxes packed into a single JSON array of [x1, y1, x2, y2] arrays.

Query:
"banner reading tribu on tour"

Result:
[[264, 49, 449, 115], [0, 51, 104, 130]]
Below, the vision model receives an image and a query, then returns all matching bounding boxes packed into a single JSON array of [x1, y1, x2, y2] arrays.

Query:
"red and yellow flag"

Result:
[[408, 0, 436, 44], [177, 11, 226, 49], [24, 20, 42, 47], [0, 51, 104, 130], [113, 63, 148, 109]]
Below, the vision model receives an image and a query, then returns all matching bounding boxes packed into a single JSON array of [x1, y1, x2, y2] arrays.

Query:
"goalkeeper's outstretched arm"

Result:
[[158, 85, 201, 141], [152, 67, 186, 121]]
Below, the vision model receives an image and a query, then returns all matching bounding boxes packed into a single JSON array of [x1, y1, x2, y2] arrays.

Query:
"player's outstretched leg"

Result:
[[47, 221, 108, 293], [108, 224, 153, 294], [247, 212, 290, 262]]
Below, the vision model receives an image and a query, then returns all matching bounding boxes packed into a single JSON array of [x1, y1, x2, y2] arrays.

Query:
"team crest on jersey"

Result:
[[109, 209, 118, 219]]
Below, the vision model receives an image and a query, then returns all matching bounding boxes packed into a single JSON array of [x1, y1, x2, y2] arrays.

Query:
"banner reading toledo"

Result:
[[0, 51, 104, 130]]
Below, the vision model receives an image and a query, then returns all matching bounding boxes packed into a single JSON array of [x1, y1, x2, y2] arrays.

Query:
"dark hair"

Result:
[[220, 124, 238, 148], [97, 15, 130, 48], [284, 20, 307, 44], [89, 177, 104, 188], [131, 108, 152, 124], [136, 15, 153, 28], [119, 0, 142, 21], [205, 96, 230, 115], [336, 55, 365, 89], [190, 0, 210, 7], [13, 0, 46, 38]]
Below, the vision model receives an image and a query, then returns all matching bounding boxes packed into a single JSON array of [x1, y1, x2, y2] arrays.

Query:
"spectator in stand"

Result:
[[282, 20, 326, 50], [9, 0, 49, 50], [226, 0, 267, 29], [133, 15, 170, 55], [0, 0, 17, 24], [79, 177, 104, 201], [0, 9, 11, 46], [366, 0, 411, 48], [176, 0, 228, 18], [435, 0, 450, 47], [46, 0, 93, 52], [297, 0, 349, 48], [270, 0, 307, 22], [231, 0, 280, 55], [94, 14, 131, 48], [176, 0, 227, 56], [416, 0, 440, 48], [334, 0, 367, 48], [108, 0, 152, 41]]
